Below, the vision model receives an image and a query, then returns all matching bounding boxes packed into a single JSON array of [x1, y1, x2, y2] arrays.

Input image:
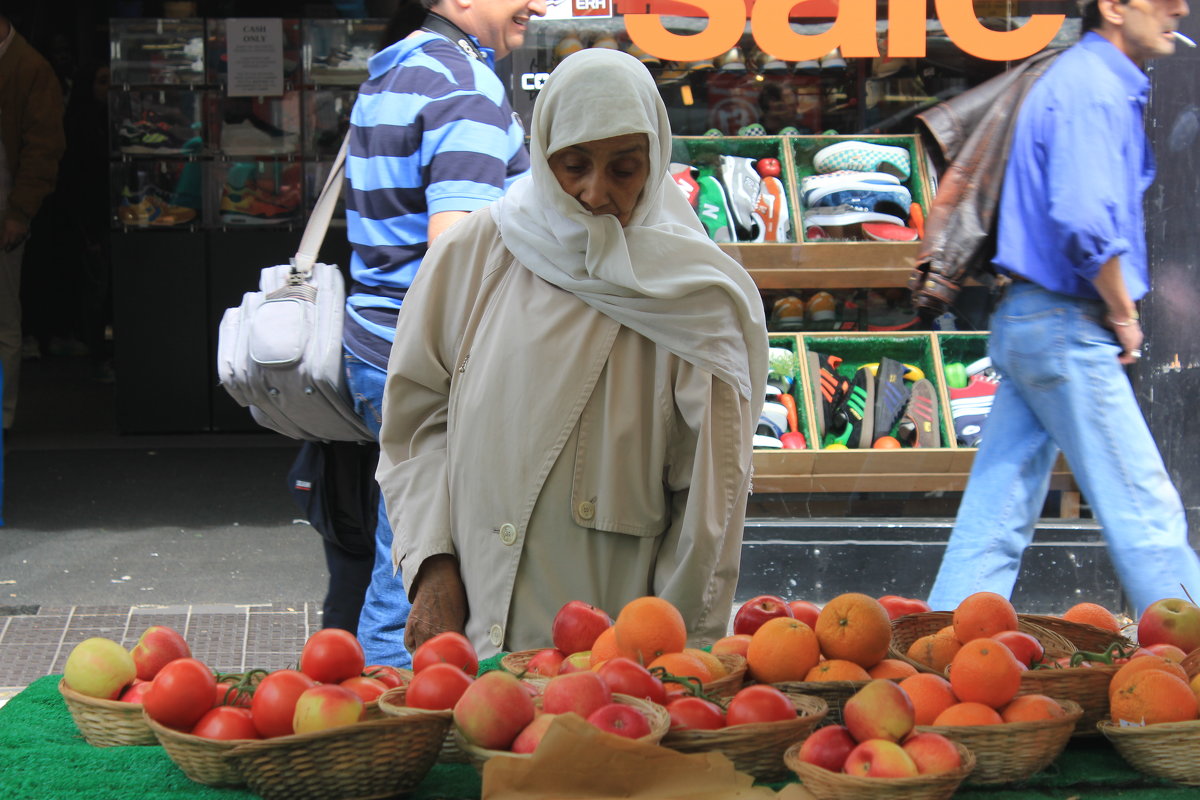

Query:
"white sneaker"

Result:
[[812, 141, 911, 180]]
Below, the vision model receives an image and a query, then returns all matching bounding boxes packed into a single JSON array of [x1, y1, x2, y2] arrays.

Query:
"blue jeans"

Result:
[[344, 350, 412, 667], [928, 283, 1200, 616]]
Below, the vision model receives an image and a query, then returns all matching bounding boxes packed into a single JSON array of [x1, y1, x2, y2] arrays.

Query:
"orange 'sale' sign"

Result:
[[624, 0, 1067, 63]]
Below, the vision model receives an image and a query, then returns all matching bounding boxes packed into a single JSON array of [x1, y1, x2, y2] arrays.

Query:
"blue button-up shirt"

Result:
[[995, 32, 1157, 300]]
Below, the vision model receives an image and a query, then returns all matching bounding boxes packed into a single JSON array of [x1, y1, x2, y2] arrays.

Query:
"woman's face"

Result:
[[548, 133, 650, 227]]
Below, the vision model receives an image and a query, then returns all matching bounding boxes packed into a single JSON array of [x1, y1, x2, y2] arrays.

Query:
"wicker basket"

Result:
[[914, 698, 1082, 785], [1018, 614, 1134, 654], [888, 612, 1075, 676], [453, 693, 670, 775], [783, 739, 975, 800], [58, 678, 157, 747], [769, 680, 867, 726], [1097, 718, 1200, 786], [1180, 646, 1200, 678], [1018, 663, 1119, 736], [661, 691, 828, 782], [143, 712, 250, 788], [376, 684, 470, 764], [223, 706, 451, 800]]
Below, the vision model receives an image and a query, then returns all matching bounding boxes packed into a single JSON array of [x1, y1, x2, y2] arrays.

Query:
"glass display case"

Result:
[[212, 159, 304, 227], [204, 18, 303, 88], [111, 159, 203, 229], [303, 18, 387, 86], [211, 91, 302, 156], [110, 17, 206, 86], [110, 88, 205, 156]]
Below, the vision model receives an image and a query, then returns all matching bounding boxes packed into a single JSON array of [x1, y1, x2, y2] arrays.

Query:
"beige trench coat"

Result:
[[377, 210, 755, 658]]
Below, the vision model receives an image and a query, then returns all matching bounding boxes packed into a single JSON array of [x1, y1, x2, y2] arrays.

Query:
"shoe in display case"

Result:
[[303, 18, 386, 86], [213, 92, 301, 156], [111, 160, 204, 229], [304, 88, 357, 158], [214, 159, 304, 227], [111, 88, 205, 156], [205, 18, 302, 87], [110, 17, 206, 86]]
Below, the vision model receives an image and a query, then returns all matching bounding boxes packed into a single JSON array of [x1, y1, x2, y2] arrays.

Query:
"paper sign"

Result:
[[226, 18, 284, 97], [539, 0, 614, 21]]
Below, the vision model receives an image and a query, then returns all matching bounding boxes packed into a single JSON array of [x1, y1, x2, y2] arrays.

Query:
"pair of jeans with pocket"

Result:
[[927, 282, 1200, 616], [344, 350, 412, 667]]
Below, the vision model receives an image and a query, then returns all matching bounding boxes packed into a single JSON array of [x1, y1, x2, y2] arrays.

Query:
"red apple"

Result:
[[453, 670, 536, 750], [1137, 598, 1200, 653], [587, 702, 651, 739], [901, 731, 962, 775], [842, 679, 915, 743], [843, 739, 920, 778], [525, 648, 566, 677], [511, 713, 559, 754], [340, 675, 389, 703], [292, 684, 365, 734], [129, 625, 192, 681], [797, 724, 857, 772], [558, 651, 593, 674], [733, 595, 795, 636], [541, 671, 612, 719], [119, 679, 153, 704], [63, 637, 137, 700], [711, 634, 752, 658], [992, 630, 1045, 668], [877, 595, 933, 621], [788, 600, 821, 629], [596, 657, 667, 705], [552, 601, 614, 655], [666, 696, 726, 731]]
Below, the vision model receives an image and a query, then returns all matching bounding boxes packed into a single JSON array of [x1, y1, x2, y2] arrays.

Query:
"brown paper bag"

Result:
[[480, 713, 815, 800]]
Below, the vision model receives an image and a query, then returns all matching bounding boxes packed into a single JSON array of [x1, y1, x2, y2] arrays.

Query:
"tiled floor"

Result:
[[0, 602, 324, 707]]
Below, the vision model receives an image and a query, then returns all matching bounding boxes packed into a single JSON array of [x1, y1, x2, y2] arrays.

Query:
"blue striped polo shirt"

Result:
[[343, 31, 529, 369]]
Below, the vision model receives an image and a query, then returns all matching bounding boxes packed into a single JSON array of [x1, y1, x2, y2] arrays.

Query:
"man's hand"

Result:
[[405, 554, 468, 652], [1, 219, 28, 252], [1107, 318, 1145, 365]]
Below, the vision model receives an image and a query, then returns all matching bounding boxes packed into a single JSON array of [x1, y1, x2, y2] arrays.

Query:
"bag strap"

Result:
[[291, 132, 350, 281]]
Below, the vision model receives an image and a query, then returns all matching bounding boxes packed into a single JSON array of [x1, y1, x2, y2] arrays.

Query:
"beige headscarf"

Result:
[[491, 48, 767, 409]]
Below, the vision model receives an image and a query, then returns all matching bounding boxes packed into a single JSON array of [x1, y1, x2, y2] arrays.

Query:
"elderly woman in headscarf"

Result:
[[376, 48, 768, 659]]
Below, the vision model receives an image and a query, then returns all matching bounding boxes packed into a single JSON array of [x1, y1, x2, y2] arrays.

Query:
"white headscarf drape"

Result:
[[491, 48, 767, 409]]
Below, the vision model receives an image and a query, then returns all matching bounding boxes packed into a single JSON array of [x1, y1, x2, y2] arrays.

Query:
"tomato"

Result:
[[596, 657, 667, 706], [877, 595, 933, 620], [190, 706, 260, 740], [992, 630, 1045, 668], [143, 658, 218, 730], [411, 631, 478, 676], [214, 680, 253, 708], [251, 669, 317, 738], [725, 684, 795, 726], [363, 664, 407, 689], [405, 662, 474, 710], [666, 696, 726, 731], [341, 675, 389, 703], [299, 628, 366, 684]]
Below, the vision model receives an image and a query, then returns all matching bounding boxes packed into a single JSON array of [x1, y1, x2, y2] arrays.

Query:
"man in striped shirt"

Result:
[[343, 0, 543, 666]]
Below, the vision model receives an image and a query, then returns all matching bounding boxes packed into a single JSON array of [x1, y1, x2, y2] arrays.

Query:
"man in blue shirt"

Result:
[[344, 0, 543, 665], [928, 0, 1199, 616]]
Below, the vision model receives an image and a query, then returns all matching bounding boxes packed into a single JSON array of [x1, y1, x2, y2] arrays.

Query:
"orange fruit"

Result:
[[948, 637, 1024, 709], [804, 659, 871, 682], [1110, 669, 1198, 725], [1108, 656, 1189, 698], [936, 625, 958, 639], [648, 651, 712, 685], [814, 593, 892, 668], [684, 648, 727, 679], [1061, 602, 1121, 632], [613, 596, 687, 665], [906, 633, 962, 673], [588, 626, 620, 669], [1190, 673, 1200, 707], [745, 617, 822, 684], [899, 673, 958, 726], [1000, 694, 1067, 723], [933, 701, 1004, 726], [868, 659, 919, 680], [952, 592, 1018, 643]]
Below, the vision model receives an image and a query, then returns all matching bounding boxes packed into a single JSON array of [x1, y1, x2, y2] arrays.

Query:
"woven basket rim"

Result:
[[1097, 718, 1200, 737], [224, 708, 448, 757], [784, 738, 977, 788], [1018, 613, 1134, 643], [58, 677, 141, 711], [889, 612, 1077, 675], [376, 685, 460, 718], [142, 710, 257, 746]]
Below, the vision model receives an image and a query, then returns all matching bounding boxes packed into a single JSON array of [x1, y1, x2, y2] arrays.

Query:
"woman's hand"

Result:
[[404, 554, 469, 652]]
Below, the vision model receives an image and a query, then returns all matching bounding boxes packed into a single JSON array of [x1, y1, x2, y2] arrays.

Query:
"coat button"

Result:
[[489, 624, 504, 647], [499, 523, 517, 545], [578, 501, 595, 521]]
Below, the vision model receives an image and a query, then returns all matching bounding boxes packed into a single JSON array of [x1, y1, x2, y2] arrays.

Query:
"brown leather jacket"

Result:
[[907, 48, 1064, 319]]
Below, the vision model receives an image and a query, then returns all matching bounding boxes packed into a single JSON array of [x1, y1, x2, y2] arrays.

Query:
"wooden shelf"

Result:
[[721, 242, 920, 289]]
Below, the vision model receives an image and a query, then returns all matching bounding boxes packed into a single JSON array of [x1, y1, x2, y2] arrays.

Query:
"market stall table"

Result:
[[0, 674, 1193, 800]]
